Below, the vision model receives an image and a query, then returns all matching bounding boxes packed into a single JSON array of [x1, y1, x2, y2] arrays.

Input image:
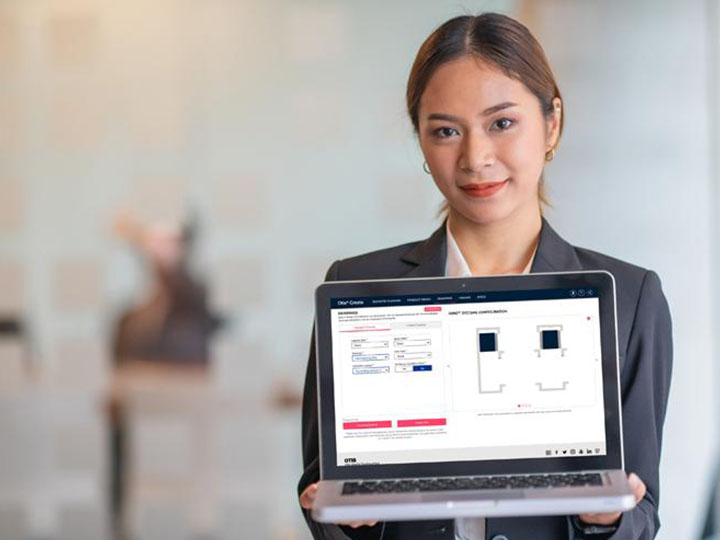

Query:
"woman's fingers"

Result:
[[300, 484, 377, 528], [628, 472, 647, 503], [299, 483, 319, 509], [577, 472, 647, 526]]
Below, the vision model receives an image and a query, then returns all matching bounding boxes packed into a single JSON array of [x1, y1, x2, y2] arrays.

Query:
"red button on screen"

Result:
[[424, 306, 442, 312], [397, 418, 447, 428], [343, 421, 392, 430]]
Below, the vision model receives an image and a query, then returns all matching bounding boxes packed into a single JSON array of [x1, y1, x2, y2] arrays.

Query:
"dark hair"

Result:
[[406, 13, 563, 211]]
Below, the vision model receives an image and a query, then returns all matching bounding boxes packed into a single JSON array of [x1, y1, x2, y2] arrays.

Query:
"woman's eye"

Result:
[[433, 126, 459, 138], [492, 118, 514, 131]]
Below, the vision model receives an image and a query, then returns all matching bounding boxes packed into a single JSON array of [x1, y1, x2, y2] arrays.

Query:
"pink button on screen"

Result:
[[397, 418, 447, 427], [343, 421, 392, 430]]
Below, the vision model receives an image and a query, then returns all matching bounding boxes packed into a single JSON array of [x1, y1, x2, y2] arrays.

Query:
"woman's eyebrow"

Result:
[[426, 102, 518, 122], [482, 101, 517, 115]]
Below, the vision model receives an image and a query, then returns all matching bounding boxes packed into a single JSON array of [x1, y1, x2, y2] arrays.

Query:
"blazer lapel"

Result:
[[398, 216, 582, 277], [399, 220, 447, 278], [530, 218, 583, 273]]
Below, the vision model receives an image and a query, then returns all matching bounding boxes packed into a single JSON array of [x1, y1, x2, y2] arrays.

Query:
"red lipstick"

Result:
[[459, 179, 509, 198]]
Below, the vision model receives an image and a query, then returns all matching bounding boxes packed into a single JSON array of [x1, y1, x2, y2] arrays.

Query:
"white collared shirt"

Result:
[[445, 220, 537, 278]]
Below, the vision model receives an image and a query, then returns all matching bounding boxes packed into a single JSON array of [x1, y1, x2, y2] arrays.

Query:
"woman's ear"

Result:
[[546, 97, 562, 150]]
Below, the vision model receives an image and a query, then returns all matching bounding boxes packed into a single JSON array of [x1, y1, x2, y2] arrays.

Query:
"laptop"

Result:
[[311, 271, 635, 522]]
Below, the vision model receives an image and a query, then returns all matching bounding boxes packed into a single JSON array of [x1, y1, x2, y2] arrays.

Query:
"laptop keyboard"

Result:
[[341, 473, 603, 495]]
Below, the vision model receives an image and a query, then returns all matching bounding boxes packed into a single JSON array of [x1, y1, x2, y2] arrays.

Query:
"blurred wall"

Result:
[[0, 0, 715, 539]]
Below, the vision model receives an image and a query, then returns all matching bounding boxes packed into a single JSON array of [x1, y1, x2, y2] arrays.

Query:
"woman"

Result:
[[298, 13, 672, 540]]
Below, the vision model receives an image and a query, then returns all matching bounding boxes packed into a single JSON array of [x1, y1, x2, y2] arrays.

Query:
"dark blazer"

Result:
[[299, 218, 673, 540]]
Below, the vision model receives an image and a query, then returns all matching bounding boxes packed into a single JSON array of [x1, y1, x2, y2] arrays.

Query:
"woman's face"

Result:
[[418, 56, 561, 226]]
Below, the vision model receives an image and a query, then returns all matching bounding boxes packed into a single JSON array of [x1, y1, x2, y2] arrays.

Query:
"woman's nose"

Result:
[[459, 130, 495, 172]]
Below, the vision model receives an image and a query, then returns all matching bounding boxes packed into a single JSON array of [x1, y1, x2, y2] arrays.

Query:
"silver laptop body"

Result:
[[312, 271, 635, 522]]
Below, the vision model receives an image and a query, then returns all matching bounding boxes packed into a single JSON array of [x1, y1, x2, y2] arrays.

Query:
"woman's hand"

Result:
[[578, 472, 646, 526], [300, 483, 378, 529]]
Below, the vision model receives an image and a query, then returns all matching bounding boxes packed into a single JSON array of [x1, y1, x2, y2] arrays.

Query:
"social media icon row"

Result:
[[545, 448, 601, 456]]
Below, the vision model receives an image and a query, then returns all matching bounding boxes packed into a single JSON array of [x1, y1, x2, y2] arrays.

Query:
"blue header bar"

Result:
[[330, 287, 596, 309]]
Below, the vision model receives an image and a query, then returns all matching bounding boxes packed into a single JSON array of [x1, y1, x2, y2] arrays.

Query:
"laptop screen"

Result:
[[329, 287, 607, 467]]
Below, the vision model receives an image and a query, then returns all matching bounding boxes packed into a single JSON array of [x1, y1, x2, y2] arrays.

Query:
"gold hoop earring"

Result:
[[545, 148, 555, 162], [422, 161, 431, 174]]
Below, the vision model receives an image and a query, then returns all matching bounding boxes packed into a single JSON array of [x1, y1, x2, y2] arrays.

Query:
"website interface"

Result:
[[330, 288, 607, 466]]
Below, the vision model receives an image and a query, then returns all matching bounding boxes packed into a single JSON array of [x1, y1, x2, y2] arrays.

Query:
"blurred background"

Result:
[[0, 0, 717, 538]]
